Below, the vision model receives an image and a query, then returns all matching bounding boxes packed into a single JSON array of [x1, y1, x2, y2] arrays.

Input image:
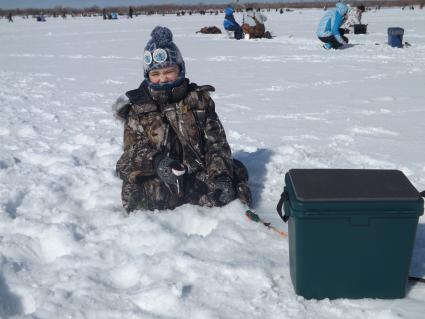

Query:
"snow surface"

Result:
[[1, 7, 425, 319]]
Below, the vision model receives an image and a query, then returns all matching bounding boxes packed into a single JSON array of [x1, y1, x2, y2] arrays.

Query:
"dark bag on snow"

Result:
[[197, 26, 222, 34], [353, 24, 367, 34]]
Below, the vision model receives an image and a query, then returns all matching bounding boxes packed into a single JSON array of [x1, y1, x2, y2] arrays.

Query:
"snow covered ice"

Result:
[[1, 7, 425, 318]]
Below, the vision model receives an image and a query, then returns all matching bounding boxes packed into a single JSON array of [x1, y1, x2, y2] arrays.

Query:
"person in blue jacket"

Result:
[[316, 2, 349, 49], [223, 5, 243, 40]]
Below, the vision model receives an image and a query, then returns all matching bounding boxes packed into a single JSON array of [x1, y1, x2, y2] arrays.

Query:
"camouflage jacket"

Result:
[[114, 80, 234, 185]]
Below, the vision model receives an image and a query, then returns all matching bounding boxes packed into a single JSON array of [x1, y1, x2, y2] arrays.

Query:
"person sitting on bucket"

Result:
[[316, 2, 349, 49], [341, 4, 366, 33], [223, 5, 243, 40], [113, 26, 252, 212], [242, 7, 268, 39]]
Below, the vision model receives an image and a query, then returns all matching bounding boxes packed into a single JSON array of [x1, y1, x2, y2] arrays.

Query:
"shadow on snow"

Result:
[[234, 148, 273, 209]]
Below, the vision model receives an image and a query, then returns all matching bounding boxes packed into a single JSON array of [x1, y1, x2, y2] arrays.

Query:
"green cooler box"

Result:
[[277, 169, 424, 299]]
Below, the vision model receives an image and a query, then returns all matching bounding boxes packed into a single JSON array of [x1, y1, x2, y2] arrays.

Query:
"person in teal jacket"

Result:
[[316, 2, 349, 49]]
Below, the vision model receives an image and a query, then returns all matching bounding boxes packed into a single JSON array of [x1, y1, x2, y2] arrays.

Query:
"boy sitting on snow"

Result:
[[113, 26, 252, 212]]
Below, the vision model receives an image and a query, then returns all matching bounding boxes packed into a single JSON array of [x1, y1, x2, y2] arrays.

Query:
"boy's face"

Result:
[[148, 65, 179, 84]]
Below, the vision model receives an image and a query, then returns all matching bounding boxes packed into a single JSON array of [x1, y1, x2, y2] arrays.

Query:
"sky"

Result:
[[0, 0, 317, 10]]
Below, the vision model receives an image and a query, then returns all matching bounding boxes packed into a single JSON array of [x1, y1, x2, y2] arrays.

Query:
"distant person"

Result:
[[223, 5, 243, 40], [316, 2, 349, 49], [129, 7, 134, 19], [113, 26, 252, 212], [103, 9, 107, 20], [242, 7, 268, 38], [8, 12, 13, 22], [342, 4, 366, 32], [36, 13, 46, 22]]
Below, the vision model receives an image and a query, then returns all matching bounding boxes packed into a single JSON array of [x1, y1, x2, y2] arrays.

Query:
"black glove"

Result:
[[154, 155, 186, 196], [210, 174, 235, 207]]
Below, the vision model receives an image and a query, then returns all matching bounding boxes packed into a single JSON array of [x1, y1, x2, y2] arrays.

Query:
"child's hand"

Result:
[[154, 155, 186, 185], [210, 174, 235, 206]]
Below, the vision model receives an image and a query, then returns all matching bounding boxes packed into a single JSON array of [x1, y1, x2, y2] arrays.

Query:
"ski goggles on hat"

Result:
[[144, 48, 168, 65]]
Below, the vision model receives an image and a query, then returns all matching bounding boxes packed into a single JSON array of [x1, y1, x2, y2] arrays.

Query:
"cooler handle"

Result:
[[277, 190, 290, 223]]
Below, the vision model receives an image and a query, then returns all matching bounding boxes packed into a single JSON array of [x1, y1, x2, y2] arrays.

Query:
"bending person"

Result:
[[316, 2, 349, 49], [342, 4, 366, 33]]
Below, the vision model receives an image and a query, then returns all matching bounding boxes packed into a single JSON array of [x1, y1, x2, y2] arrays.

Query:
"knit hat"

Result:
[[336, 2, 349, 15], [143, 26, 185, 90]]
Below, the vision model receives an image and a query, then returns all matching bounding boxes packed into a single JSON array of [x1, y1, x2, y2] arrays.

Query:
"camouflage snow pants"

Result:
[[121, 159, 252, 213]]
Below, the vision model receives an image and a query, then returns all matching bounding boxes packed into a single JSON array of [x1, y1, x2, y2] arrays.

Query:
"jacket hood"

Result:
[[336, 2, 349, 15], [225, 6, 234, 15], [112, 94, 131, 123], [112, 80, 215, 122], [112, 81, 152, 122]]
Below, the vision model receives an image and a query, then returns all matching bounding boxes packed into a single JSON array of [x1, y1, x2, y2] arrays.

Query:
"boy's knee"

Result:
[[122, 178, 177, 212], [122, 182, 143, 213]]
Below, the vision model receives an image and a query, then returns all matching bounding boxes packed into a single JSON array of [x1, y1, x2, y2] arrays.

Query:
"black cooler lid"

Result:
[[287, 169, 420, 202]]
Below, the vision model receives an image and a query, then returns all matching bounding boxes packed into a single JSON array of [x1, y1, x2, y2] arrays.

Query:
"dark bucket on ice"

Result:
[[277, 169, 424, 299], [388, 27, 404, 48], [353, 24, 367, 34]]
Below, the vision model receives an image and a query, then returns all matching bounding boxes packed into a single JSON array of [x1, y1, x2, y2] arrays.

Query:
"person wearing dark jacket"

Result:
[[113, 26, 252, 212]]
